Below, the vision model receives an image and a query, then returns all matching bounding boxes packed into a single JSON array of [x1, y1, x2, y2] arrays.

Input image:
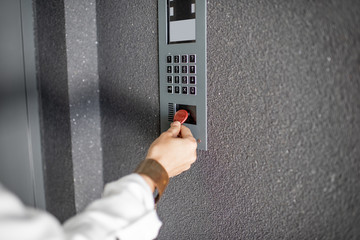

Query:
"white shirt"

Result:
[[0, 174, 162, 240]]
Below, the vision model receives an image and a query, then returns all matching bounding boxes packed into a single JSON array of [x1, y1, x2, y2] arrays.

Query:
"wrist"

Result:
[[134, 159, 169, 203]]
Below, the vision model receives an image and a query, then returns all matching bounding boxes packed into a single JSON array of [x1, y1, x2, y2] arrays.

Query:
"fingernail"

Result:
[[172, 121, 180, 127]]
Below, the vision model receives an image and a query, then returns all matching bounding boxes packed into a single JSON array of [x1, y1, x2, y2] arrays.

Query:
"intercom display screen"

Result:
[[168, 0, 196, 44]]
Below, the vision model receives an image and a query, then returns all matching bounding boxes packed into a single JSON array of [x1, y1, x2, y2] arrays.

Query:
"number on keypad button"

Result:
[[167, 76, 172, 83], [174, 86, 180, 94], [174, 76, 180, 84], [174, 55, 180, 63], [181, 55, 188, 63], [182, 86, 188, 94], [182, 76, 188, 84], [181, 66, 187, 73], [174, 66, 180, 73]]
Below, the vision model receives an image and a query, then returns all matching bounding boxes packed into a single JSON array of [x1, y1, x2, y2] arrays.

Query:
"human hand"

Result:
[[145, 121, 197, 178]]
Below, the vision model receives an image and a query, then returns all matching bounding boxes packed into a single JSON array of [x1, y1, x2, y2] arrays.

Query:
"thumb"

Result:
[[167, 121, 181, 137]]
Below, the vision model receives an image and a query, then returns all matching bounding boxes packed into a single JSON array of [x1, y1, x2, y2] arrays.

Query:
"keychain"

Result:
[[173, 110, 189, 124]]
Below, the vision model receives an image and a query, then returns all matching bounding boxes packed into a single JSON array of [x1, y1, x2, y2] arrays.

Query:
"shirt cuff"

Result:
[[103, 173, 155, 209]]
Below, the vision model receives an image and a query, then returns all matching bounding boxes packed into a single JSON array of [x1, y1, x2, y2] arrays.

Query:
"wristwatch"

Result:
[[135, 159, 169, 203]]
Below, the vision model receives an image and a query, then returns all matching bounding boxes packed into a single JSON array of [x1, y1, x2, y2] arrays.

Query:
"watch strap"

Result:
[[135, 159, 169, 203]]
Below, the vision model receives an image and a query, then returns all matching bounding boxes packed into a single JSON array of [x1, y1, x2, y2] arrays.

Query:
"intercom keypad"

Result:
[[166, 54, 197, 95], [159, 0, 207, 150]]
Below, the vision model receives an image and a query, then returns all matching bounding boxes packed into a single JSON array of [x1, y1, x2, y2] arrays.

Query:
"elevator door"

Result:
[[0, 0, 45, 208]]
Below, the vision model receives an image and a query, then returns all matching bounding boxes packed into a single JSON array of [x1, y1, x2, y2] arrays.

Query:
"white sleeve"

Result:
[[63, 173, 162, 240], [0, 173, 162, 240], [0, 185, 64, 240]]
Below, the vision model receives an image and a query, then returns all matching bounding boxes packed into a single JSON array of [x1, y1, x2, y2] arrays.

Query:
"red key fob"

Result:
[[173, 110, 188, 124]]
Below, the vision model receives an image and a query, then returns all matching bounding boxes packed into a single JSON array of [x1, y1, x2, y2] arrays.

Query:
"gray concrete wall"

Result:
[[97, 0, 360, 239], [34, 0, 102, 220], [64, 0, 103, 213], [34, 0, 76, 222]]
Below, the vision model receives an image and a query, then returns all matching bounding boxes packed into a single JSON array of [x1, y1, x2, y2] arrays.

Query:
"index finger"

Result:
[[180, 125, 194, 139]]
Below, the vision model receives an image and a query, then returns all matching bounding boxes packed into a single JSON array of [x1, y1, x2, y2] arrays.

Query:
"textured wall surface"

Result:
[[34, 0, 103, 219], [34, 0, 76, 222], [97, 0, 360, 239], [97, 0, 160, 184], [64, 0, 103, 212]]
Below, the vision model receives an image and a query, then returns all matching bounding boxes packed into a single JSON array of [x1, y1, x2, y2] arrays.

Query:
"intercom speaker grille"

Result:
[[168, 103, 174, 122]]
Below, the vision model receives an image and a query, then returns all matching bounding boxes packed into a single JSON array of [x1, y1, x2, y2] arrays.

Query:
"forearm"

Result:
[[63, 174, 161, 240], [0, 174, 161, 240]]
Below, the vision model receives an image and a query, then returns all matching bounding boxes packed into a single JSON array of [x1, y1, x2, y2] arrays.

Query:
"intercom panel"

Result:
[[158, 0, 207, 150]]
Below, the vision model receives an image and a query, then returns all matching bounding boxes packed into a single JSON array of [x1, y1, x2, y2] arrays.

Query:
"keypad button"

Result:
[[189, 54, 196, 63], [174, 86, 180, 94], [181, 55, 188, 63], [167, 56, 172, 63], [181, 66, 188, 74], [189, 76, 196, 84], [167, 66, 172, 73], [182, 76, 188, 84], [182, 86, 188, 94], [190, 86, 196, 95], [189, 65, 196, 74], [174, 66, 180, 73], [167, 76, 173, 83], [174, 55, 180, 63], [174, 76, 180, 84], [167, 86, 173, 94]]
